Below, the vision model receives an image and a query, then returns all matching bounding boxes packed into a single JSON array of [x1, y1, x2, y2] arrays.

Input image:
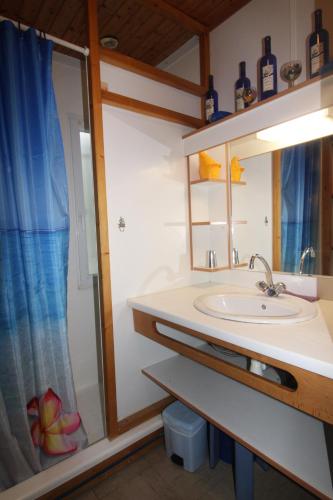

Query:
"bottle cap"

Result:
[[314, 9, 322, 28]]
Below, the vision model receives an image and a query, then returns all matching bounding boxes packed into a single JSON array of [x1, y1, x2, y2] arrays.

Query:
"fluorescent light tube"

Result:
[[256, 108, 333, 147]]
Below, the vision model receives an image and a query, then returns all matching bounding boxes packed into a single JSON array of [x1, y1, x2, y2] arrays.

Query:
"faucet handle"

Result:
[[274, 282, 287, 295], [266, 282, 286, 297], [255, 280, 268, 293]]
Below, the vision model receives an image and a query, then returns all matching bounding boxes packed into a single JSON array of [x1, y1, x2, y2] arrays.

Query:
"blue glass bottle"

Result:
[[205, 74, 218, 123], [259, 36, 277, 100], [309, 9, 329, 78], [235, 61, 251, 111]]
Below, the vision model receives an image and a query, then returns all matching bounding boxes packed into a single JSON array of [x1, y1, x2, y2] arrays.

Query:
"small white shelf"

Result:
[[192, 266, 229, 272], [143, 355, 333, 499], [192, 221, 228, 226]]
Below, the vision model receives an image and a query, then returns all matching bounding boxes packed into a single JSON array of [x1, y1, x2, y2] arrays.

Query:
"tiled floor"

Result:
[[71, 443, 315, 499]]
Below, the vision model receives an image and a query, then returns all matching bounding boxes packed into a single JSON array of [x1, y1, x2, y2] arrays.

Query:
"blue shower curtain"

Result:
[[0, 21, 87, 490], [280, 140, 320, 274]]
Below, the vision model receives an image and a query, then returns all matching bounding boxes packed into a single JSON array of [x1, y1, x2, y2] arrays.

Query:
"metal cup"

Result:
[[207, 250, 217, 268]]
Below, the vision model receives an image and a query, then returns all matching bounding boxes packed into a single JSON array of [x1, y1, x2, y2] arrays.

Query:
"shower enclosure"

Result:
[[0, 21, 106, 491]]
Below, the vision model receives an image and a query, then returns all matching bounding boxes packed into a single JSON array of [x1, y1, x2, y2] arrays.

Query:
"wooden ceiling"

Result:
[[0, 0, 251, 65]]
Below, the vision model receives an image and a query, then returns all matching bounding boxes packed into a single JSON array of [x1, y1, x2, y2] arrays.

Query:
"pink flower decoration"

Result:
[[27, 388, 81, 456]]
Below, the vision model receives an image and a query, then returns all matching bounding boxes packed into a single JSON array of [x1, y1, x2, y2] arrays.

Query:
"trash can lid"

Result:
[[162, 401, 206, 435]]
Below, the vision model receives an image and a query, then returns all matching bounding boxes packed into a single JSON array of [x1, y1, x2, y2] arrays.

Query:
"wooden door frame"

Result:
[[87, 0, 210, 438], [272, 150, 282, 271]]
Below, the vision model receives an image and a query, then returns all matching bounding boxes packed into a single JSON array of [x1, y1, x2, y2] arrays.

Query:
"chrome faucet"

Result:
[[249, 253, 286, 297], [299, 246, 316, 275]]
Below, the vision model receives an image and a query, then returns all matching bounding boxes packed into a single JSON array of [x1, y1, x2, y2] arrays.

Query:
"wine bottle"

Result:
[[235, 61, 251, 111], [309, 9, 329, 78], [205, 74, 218, 123], [259, 36, 277, 100]]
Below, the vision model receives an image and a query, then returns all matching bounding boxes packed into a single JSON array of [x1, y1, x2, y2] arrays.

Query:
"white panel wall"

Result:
[[52, 53, 99, 393], [231, 154, 273, 267], [161, 0, 316, 114], [100, 62, 201, 119], [158, 36, 201, 85], [210, 0, 315, 112], [102, 104, 205, 419]]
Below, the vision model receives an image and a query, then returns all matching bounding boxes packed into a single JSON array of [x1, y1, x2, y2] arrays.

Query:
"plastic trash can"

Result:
[[162, 401, 207, 472]]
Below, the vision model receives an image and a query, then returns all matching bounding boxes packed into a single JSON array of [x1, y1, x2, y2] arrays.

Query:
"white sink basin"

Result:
[[193, 293, 317, 324]]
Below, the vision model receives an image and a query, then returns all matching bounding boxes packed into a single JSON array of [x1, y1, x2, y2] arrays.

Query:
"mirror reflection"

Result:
[[231, 136, 333, 276]]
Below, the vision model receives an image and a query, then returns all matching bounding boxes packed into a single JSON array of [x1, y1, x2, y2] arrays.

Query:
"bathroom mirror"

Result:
[[230, 134, 333, 276]]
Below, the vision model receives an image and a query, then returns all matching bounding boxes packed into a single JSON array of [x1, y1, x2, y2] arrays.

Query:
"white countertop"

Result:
[[128, 282, 333, 379]]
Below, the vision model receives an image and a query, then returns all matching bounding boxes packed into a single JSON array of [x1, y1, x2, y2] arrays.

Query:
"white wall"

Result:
[[159, 0, 319, 113], [158, 36, 200, 85], [52, 53, 100, 394], [101, 62, 201, 119], [101, 63, 206, 419], [231, 154, 273, 267], [210, 0, 315, 112]]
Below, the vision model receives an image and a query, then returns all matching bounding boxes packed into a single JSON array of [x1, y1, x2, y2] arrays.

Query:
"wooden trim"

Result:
[[190, 178, 246, 185], [187, 158, 194, 270], [193, 266, 229, 272], [135, 0, 209, 34], [272, 150, 282, 271], [142, 372, 331, 500], [87, 0, 118, 438], [117, 395, 174, 434], [100, 48, 206, 97], [199, 33, 210, 89], [199, 33, 210, 122], [225, 143, 232, 269], [101, 89, 204, 129], [38, 429, 164, 499], [133, 309, 333, 424], [192, 221, 227, 226]]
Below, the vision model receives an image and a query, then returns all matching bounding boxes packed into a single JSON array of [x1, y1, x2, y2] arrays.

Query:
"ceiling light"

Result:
[[100, 36, 119, 49], [256, 108, 333, 147]]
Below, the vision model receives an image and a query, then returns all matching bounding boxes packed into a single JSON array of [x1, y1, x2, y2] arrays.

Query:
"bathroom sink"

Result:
[[193, 293, 317, 324]]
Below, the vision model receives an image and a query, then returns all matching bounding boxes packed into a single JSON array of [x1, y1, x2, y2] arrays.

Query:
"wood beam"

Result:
[[100, 47, 206, 97], [101, 89, 204, 129], [136, 0, 209, 34], [199, 32, 210, 121], [87, 0, 118, 438]]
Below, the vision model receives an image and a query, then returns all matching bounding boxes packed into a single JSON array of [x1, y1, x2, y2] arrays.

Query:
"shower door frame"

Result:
[[87, 0, 202, 438]]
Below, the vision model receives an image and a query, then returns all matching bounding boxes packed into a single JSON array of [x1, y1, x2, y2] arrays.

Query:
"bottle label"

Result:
[[235, 87, 245, 111], [262, 64, 274, 92], [311, 42, 324, 75], [205, 98, 214, 121]]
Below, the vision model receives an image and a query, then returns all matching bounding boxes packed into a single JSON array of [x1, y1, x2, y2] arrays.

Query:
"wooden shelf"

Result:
[[192, 221, 228, 226], [183, 73, 325, 141], [231, 220, 247, 225], [233, 262, 248, 268], [190, 178, 246, 185], [193, 266, 229, 272], [183, 72, 333, 157]]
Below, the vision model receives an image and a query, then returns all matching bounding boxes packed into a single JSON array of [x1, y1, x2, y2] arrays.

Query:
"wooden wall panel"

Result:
[[0, 0, 251, 65]]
